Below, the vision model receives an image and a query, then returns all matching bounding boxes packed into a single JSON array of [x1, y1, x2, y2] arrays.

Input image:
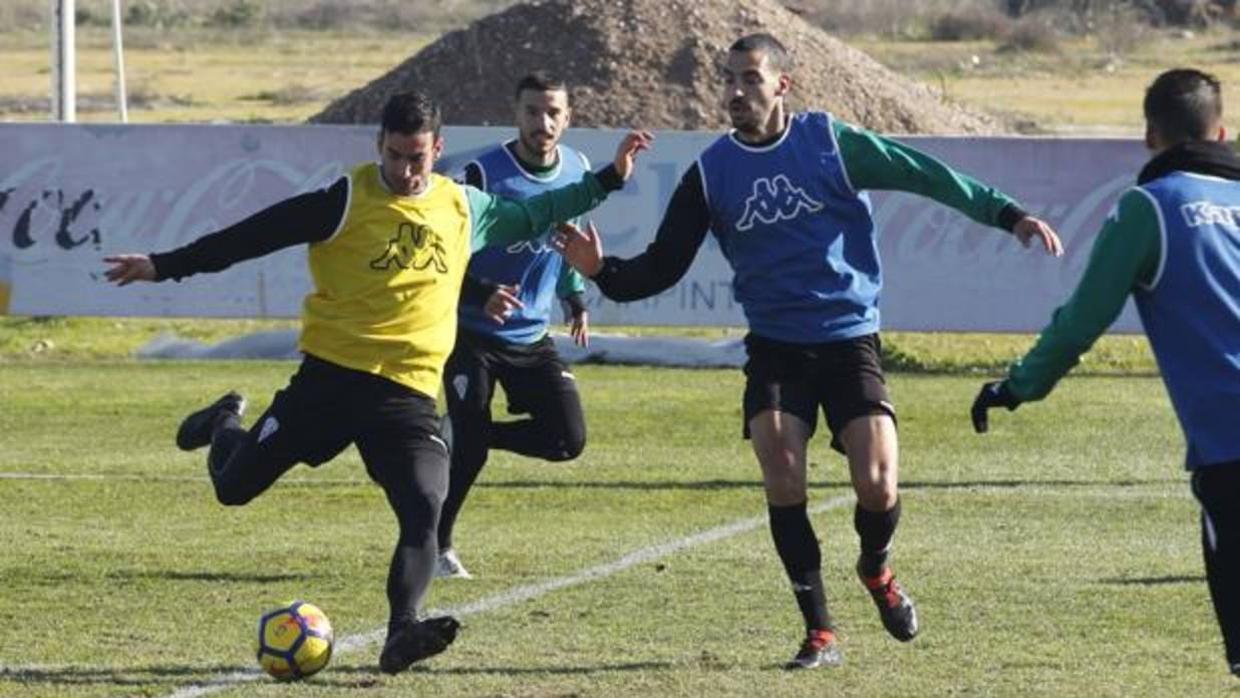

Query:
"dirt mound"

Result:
[[310, 0, 999, 135]]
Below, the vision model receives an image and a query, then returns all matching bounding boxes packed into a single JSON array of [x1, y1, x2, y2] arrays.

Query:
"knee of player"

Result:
[[854, 485, 898, 512], [552, 429, 586, 462]]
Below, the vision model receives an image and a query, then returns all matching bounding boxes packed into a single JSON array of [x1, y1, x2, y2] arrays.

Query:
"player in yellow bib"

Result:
[[103, 91, 652, 673]]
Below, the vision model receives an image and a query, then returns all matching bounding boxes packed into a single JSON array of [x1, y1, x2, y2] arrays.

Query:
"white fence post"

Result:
[[50, 0, 77, 122], [111, 0, 128, 122]]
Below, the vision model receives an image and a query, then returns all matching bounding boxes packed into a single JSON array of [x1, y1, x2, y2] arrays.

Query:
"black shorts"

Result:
[[445, 330, 577, 416], [742, 332, 895, 453], [252, 354, 442, 472]]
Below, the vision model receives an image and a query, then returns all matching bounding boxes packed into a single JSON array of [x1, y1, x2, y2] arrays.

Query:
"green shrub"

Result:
[[998, 18, 1062, 52], [207, 0, 263, 28], [124, 0, 191, 28]]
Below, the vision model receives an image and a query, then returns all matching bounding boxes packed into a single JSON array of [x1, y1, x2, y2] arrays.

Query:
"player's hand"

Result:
[[613, 130, 654, 181], [971, 380, 1022, 434], [569, 310, 589, 348], [102, 254, 156, 286], [484, 284, 523, 324], [1012, 216, 1064, 257], [552, 221, 604, 278]]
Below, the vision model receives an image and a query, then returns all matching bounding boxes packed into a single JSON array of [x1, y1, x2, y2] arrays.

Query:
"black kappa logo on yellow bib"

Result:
[[369, 222, 449, 273]]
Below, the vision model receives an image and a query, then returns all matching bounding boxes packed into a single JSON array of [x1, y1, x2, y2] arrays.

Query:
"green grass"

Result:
[[1, 361, 1232, 696]]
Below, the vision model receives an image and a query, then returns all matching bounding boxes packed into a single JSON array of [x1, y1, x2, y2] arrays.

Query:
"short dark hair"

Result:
[[515, 71, 568, 100], [1144, 68, 1222, 143], [380, 90, 442, 137], [729, 33, 790, 72]]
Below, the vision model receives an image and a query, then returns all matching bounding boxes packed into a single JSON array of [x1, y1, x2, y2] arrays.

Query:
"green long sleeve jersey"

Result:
[[1006, 190, 1160, 400]]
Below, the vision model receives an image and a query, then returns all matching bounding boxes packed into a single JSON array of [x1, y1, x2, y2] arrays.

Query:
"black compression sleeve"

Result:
[[462, 162, 484, 189], [592, 163, 711, 301], [150, 176, 348, 281], [997, 202, 1031, 232]]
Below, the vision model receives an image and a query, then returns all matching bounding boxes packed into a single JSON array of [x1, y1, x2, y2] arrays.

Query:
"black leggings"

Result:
[[437, 334, 586, 551], [1192, 463, 1240, 667], [206, 355, 448, 626]]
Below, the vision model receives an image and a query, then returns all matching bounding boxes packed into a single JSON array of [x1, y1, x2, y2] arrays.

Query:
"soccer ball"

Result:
[[255, 600, 334, 681]]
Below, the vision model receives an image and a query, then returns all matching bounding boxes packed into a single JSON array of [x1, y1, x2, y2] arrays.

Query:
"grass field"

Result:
[[1, 360, 1233, 696]]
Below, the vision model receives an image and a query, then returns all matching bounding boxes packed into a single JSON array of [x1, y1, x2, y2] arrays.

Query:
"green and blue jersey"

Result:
[[457, 142, 589, 344], [1008, 142, 1240, 469]]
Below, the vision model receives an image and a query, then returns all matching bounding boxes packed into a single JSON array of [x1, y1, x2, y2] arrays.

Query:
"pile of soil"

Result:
[[310, 0, 999, 134]]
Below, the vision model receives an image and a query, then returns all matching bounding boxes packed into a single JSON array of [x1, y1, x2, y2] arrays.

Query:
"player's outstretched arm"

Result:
[[102, 254, 157, 286], [103, 180, 348, 284], [970, 380, 1021, 434], [612, 130, 654, 181], [553, 221, 604, 278], [1012, 216, 1065, 257], [834, 121, 1064, 256], [549, 163, 713, 303], [467, 130, 653, 251], [971, 189, 1161, 435]]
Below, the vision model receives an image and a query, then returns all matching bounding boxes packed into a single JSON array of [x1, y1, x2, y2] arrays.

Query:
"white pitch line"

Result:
[[161, 494, 856, 698]]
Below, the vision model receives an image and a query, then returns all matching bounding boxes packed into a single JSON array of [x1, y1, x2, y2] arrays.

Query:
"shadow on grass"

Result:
[[0, 663, 384, 691], [1099, 574, 1206, 586], [0, 660, 673, 690], [107, 569, 309, 583], [424, 660, 674, 676], [0, 663, 250, 688]]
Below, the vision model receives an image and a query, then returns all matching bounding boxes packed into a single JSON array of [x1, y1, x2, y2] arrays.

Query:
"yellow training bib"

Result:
[[300, 164, 472, 397]]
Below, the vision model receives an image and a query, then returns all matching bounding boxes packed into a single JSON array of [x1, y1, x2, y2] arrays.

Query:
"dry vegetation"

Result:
[[6, 0, 1238, 37], [3, 0, 1240, 133]]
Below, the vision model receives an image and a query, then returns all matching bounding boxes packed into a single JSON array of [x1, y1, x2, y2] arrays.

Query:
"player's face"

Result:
[[721, 49, 789, 134], [377, 129, 443, 196], [515, 88, 571, 159]]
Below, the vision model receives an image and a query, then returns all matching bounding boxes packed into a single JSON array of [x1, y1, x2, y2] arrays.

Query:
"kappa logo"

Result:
[[736, 174, 824, 232], [505, 237, 554, 254], [370, 222, 448, 273], [1180, 200, 1240, 230]]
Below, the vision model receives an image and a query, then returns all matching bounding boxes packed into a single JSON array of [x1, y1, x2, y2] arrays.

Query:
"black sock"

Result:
[[769, 502, 833, 631], [855, 498, 901, 578]]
